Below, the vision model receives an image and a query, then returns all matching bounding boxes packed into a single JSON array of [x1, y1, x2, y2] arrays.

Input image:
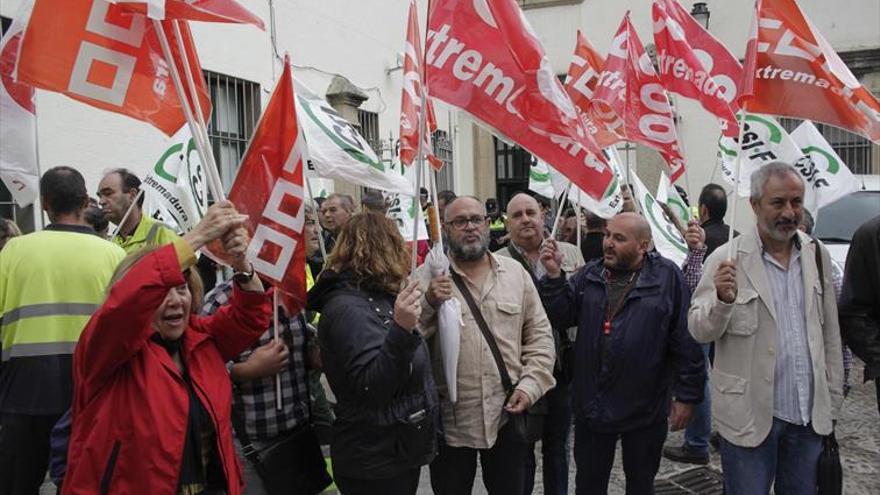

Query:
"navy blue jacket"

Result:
[[539, 252, 705, 432]]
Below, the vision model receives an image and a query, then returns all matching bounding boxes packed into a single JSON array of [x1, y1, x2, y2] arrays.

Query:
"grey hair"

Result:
[[325, 193, 355, 212], [749, 162, 805, 200]]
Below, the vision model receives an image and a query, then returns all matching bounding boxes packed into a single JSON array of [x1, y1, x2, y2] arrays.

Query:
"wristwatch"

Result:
[[233, 263, 256, 285]]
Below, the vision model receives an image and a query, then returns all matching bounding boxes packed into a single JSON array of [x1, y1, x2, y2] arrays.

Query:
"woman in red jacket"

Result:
[[63, 202, 271, 495]]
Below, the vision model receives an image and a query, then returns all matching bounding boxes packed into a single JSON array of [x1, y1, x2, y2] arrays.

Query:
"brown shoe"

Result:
[[662, 445, 709, 465]]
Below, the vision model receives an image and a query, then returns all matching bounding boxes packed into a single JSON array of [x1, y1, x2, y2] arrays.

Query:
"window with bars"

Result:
[[203, 71, 261, 191], [432, 130, 455, 191], [357, 109, 381, 155], [494, 137, 532, 207], [777, 117, 879, 175]]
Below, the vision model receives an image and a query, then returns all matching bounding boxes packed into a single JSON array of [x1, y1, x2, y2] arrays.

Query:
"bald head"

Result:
[[444, 196, 486, 222], [612, 212, 651, 242], [603, 212, 651, 270], [506, 193, 539, 213]]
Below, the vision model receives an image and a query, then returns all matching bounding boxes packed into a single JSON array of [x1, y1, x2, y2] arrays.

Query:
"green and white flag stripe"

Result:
[[142, 126, 208, 234], [630, 171, 688, 267]]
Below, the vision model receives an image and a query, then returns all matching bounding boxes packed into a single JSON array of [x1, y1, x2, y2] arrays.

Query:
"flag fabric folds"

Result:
[[563, 31, 622, 148], [142, 125, 210, 233], [630, 171, 688, 266], [740, 0, 880, 143], [426, 0, 614, 201], [0, 1, 39, 207], [16, 0, 211, 136], [296, 82, 414, 195], [111, 0, 264, 28], [591, 13, 687, 182], [652, 0, 742, 137], [399, 0, 442, 169], [229, 59, 306, 313]]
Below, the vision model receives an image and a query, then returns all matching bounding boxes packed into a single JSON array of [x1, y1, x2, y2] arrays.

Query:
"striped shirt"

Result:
[[760, 238, 814, 425]]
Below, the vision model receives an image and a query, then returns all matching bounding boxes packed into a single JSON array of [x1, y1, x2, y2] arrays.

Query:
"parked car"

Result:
[[813, 174, 880, 269]]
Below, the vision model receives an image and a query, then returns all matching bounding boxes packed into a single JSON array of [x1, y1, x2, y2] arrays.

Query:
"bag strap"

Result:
[[450, 270, 514, 395], [231, 401, 262, 464], [506, 245, 537, 283]]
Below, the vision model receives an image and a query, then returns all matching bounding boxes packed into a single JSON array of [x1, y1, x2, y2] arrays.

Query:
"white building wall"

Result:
[[2, 0, 878, 230]]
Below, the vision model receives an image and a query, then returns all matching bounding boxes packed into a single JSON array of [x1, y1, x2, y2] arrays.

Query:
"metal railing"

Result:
[[779, 117, 878, 175], [203, 71, 261, 192]]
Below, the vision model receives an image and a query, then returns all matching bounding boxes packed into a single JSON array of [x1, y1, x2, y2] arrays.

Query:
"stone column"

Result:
[[325, 75, 369, 200]]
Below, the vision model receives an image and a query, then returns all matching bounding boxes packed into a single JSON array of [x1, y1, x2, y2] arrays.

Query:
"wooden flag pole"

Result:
[[152, 20, 225, 203], [726, 108, 749, 261], [171, 21, 226, 203]]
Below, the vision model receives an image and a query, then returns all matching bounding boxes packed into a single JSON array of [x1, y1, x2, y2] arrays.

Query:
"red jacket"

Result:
[[63, 244, 271, 495]]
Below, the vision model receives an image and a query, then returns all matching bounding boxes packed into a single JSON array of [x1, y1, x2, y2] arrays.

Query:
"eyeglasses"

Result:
[[446, 215, 490, 230]]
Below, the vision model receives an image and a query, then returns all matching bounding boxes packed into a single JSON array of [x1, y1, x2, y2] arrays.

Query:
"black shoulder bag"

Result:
[[230, 314, 332, 495], [813, 238, 843, 495], [450, 270, 548, 445]]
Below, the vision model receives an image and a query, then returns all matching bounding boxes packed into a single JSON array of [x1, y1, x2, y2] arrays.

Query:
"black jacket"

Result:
[[538, 253, 705, 432], [307, 270, 438, 479], [839, 215, 880, 381], [701, 218, 737, 258]]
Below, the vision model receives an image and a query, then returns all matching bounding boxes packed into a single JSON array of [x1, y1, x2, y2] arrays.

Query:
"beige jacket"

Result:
[[688, 229, 843, 447], [416, 254, 556, 449]]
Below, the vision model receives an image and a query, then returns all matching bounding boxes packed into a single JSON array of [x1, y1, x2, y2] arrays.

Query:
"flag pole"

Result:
[[109, 189, 145, 242], [576, 188, 582, 250], [410, 69, 428, 273], [726, 108, 748, 261], [170, 21, 226, 202], [152, 20, 225, 203], [272, 290, 282, 411], [549, 182, 572, 240]]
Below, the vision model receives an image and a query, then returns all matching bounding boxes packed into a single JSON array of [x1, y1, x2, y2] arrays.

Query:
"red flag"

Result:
[[113, 0, 264, 29], [16, 0, 211, 136], [426, 0, 613, 200], [652, 0, 742, 137], [1, 3, 40, 207], [399, 0, 443, 169], [229, 58, 306, 312], [591, 13, 686, 181], [563, 31, 623, 148], [741, 0, 880, 143]]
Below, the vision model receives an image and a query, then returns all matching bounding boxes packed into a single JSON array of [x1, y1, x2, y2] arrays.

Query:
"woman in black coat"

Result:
[[307, 212, 438, 495]]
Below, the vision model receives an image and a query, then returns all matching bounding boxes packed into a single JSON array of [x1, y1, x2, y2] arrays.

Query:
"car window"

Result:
[[814, 191, 880, 243]]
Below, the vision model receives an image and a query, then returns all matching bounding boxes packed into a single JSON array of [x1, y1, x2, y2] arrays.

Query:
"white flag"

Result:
[[142, 126, 209, 233], [545, 147, 625, 219], [528, 158, 555, 198], [790, 121, 859, 213], [630, 171, 688, 266], [656, 172, 691, 224], [385, 160, 429, 242], [718, 112, 805, 198], [0, 1, 39, 207], [295, 83, 413, 195]]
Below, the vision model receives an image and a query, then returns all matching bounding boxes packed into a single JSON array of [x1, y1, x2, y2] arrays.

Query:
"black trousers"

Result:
[[334, 468, 421, 495], [0, 412, 62, 495], [574, 419, 668, 495], [429, 422, 529, 495]]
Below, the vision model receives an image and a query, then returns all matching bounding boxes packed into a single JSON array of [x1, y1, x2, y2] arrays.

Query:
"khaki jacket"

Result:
[[416, 254, 556, 449], [689, 229, 843, 447]]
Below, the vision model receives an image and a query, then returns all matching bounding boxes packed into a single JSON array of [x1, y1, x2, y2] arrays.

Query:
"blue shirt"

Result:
[[760, 236, 813, 425]]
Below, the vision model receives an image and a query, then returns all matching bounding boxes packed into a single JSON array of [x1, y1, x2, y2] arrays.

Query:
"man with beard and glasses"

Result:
[[538, 212, 705, 495], [689, 162, 843, 494], [415, 196, 556, 495]]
